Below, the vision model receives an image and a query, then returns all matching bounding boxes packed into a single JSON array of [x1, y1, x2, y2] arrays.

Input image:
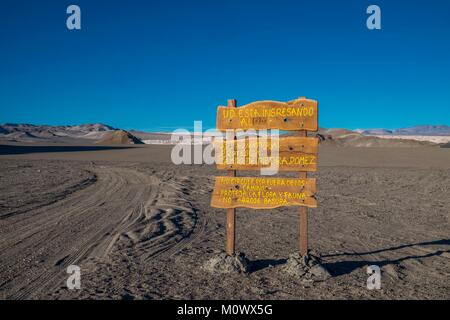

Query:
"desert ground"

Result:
[[0, 143, 449, 299]]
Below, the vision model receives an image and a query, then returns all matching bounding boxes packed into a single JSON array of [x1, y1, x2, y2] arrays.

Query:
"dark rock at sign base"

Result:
[[203, 251, 249, 274], [310, 264, 331, 281], [283, 250, 331, 281], [301, 255, 309, 266], [307, 255, 319, 267], [301, 279, 314, 287]]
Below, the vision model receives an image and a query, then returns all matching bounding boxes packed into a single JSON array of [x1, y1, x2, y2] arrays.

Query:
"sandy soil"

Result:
[[0, 144, 449, 299]]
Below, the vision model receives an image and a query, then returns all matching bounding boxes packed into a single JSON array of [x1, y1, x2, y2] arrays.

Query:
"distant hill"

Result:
[[96, 130, 143, 145], [314, 130, 435, 147], [322, 128, 355, 136], [393, 125, 450, 136], [0, 123, 142, 144], [0, 123, 115, 135], [358, 129, 393, 135], [359, 125, 450, 136], [333, 133, 434, 147], [129, 130, 173, 141]]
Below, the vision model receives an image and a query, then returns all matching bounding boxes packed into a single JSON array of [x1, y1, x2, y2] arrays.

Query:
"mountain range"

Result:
[[0, 123, 143, 144], [0, 123, 449, 146], [355, 125, 450, 136]]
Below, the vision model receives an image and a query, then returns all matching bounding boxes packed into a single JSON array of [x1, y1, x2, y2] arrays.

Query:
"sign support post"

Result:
[[226, 99, 237, 256], [298, 130, 308, 256]]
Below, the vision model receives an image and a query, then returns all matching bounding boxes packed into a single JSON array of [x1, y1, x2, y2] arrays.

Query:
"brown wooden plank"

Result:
[[211, 176, 317, 209], [216, 98, 318, 131], [215, 136, 318, 154], [214, 136, 318, 172]]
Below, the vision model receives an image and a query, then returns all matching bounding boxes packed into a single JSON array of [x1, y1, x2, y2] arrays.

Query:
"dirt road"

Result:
[[0, 162, 201, 299]]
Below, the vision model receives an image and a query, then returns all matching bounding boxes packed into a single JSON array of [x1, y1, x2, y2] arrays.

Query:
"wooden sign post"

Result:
[[211, 97, 318, 257], [226, 99, 237, 256], [298, 130, 309, 256]]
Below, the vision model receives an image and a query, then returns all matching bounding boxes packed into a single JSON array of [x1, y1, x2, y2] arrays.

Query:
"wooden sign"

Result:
[[214, 137, 318, 172], [216, 98, 318, 131], [211, 176, 317, 209], [212, 97, 319, 257]]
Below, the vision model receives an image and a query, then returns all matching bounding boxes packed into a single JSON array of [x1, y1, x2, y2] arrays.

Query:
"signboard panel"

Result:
[[216, 98, 318, 131], [211, 176, 317, 209], [214, 137, 318, 172]]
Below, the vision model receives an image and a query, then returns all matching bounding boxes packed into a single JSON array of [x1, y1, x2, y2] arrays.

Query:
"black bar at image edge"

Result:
[[0, 300, 446, 318]]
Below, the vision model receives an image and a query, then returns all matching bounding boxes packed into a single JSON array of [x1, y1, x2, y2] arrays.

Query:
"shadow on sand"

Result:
[[247, 239, 449, 276], [0, 144, 134, 155], [249, 258, 287, 273], [322, 239, 449, 276]]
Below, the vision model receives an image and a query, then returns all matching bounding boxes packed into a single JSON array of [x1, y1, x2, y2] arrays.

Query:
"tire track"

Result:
[[1, 166, 147, 298], [0, 165, 206, 299], [108, 175, 206, 261]]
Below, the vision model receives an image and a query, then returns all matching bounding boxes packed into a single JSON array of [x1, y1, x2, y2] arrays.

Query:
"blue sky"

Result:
[[1, 0, 449, 131]]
